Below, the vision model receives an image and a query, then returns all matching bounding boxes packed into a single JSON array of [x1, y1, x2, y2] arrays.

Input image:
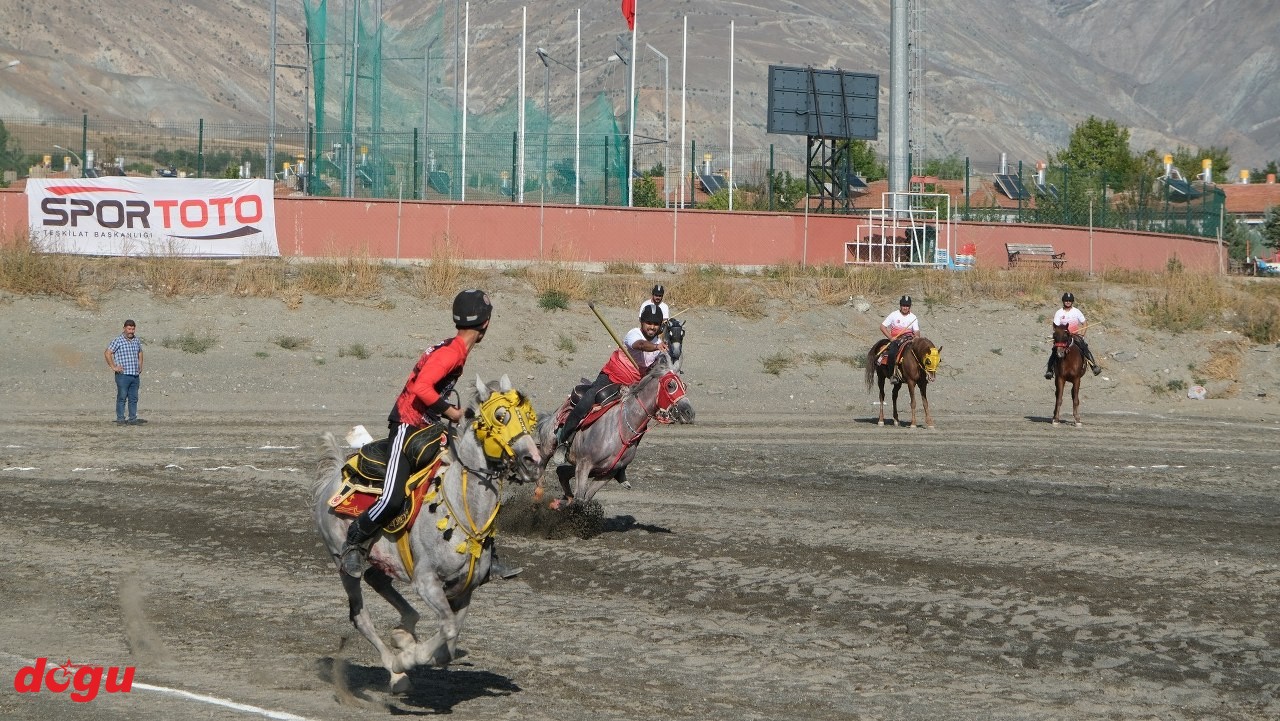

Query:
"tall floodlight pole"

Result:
[[889, 0, 909, 210], [268, 0, 277, 182], [728, 20, 734, 211], [518, 7, 526, 203], [646, 43, 669, 206], [676, 16, 687, 262], [536, 47, 551, 204], [627, 1, 638, 207], [347, 0, 360, 198], [461, 2, 469, 202], [575, 9, 581, 206]]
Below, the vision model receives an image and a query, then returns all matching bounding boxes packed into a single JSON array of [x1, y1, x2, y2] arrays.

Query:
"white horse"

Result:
[[312, 374, 542, 693]]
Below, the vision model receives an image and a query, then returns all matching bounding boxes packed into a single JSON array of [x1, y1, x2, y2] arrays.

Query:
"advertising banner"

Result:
[[25, 178, 279, 257]]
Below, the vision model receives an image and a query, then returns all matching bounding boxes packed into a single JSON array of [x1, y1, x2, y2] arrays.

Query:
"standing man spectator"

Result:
[[105, 319, 146, 425]]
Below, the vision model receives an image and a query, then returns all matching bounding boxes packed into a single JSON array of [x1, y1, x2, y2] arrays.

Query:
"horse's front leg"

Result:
[[1052, 377, 1065, 425], [548, 463, 576, 510], [891, 381, 903, 426], [1071, 380, 1082, 426], [408, 576, 462, 668], [920, 381, 933, 429]]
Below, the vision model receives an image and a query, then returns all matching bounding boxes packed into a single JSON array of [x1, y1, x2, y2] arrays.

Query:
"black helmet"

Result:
[[452, 289, 492, 329], [1062, 292, 1075, 303], [640, 304, 664, 324], [651, 284, 665, 297], [899, 295, 912, 307]]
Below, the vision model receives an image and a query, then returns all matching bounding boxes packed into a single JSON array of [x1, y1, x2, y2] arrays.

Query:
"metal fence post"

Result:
[[690, 140, 696, 206], [197, 119, 205, 178], [768, 144, 774, 211], [511, 131, 518, 203], [80, 114, 88, 171]]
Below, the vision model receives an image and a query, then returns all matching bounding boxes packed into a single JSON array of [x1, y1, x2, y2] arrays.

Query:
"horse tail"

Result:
[[312, 432, 346, 506], [864, 339, 888, 391]]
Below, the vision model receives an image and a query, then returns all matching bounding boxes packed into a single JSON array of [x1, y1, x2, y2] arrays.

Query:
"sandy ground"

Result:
[[0, 278, 1277, 720]]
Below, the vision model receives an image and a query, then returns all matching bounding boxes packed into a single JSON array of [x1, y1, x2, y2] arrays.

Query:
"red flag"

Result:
[[621, 0, 635, 31]]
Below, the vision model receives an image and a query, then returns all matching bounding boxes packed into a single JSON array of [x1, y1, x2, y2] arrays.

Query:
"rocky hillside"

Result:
[[1, 0, 1276, 170]]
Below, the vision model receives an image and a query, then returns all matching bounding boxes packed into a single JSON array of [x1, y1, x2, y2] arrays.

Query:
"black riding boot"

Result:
[[1045, 354, 1055, 380], [1085, 349, 1102, 375], [339, 513, 382, 577]]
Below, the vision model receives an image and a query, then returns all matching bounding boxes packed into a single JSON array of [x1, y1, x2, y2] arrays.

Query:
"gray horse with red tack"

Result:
[[534, 352, 694, 509]]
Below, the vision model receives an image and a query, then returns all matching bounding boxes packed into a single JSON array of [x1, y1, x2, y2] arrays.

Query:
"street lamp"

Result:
[[535, 47, 551, 201], [646, 43, 669, 206]]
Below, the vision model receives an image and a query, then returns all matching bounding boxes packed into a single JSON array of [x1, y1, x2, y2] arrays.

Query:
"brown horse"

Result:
[[1050, 323, 1087, 426], [864, 334, 942, 428]]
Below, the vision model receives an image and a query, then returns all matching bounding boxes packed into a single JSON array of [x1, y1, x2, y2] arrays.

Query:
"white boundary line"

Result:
[[0, 652, 318, 721]]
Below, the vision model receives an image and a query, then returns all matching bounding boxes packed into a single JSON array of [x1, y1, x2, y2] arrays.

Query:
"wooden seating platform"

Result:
[[1006, 243, 1066, 269]]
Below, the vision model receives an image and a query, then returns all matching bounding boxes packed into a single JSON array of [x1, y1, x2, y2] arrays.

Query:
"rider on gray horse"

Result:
[[554, 304, 669, 449], [339, 289, 520, 581]]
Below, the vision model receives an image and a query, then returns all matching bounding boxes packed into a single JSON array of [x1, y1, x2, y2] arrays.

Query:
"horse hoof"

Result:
[[389, 671, 411, 694], [1074, 422, 1083, 428], [391, 628, 416, 652], [532, 486, 544, 503], [1051, 420, 1060, 426], [876, 420, 884, 427]]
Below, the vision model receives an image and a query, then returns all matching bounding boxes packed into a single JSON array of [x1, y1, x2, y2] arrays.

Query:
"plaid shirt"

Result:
[[108, 333, 143, 375]]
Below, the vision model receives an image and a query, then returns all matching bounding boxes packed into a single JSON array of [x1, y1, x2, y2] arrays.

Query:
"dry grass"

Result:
[[232, 258, 290, 298], [1139, 272, 1234, 334], [297, 249, 384, 299], [402, 236, 483, 300], [1198, 339, 1247, 382]]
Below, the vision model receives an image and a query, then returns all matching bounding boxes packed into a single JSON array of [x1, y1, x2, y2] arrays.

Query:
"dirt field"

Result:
[[1, 286, 1278, 719]]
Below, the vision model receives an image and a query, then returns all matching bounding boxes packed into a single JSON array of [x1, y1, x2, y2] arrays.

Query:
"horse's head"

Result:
[[644, 356, 695, 425], [465, 374, 542, 483], [663, 318, 685, 366], [1052, 323, 1072, 358], [920, 344, 942, 382]]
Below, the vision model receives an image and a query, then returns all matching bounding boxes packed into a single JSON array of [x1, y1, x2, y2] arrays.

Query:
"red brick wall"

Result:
[[1, 189, 1224, 271]]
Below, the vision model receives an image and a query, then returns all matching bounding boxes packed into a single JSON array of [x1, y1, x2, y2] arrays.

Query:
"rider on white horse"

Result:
[[339, 289, 520, 580], [553, 304, 669, 449]]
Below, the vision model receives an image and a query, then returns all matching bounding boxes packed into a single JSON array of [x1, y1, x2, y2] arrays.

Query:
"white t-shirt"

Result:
[[881, 310, 919, 338], [639, 300, 671, 322], [623, 327, 663, 370], [1054, 306, 1086, 333]]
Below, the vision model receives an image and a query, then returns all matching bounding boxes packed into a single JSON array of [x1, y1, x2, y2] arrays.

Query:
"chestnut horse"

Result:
[[1049, 323, 1087, 426], [864, 334, 942, 428]]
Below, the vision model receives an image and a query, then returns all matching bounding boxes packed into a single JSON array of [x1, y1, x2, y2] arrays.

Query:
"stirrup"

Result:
[[1044, 370, 1054, 380], [339, 544, 369, 577], [1092, 365, 1102, 376], [489, 558, 523, 580]]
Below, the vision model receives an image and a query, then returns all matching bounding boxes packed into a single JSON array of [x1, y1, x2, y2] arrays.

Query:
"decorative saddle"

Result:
[[554, 378, 624, 430], [327, 427, 448, 533]]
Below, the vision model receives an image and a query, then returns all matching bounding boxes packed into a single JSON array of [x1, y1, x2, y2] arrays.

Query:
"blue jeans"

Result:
[[115, 373, 140, 421]]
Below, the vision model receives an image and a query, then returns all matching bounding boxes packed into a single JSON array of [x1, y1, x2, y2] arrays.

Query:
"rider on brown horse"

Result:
[[1045, 292, 1102, 379], [880, 295, 920, 378]]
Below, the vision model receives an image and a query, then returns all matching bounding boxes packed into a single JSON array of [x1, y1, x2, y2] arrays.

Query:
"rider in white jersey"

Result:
[[1046, 292, 1102, 378]]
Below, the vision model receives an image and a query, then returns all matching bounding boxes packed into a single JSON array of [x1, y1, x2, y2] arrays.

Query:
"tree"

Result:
[[1261, 207, 1280, 253], [840, 139, 886, 181], [1050, 116, 1139, 188], [1250, 160, 1278, 181], [0, 120, 28, 184], [1171, 145, 1232, 183], [632, 175, 663, 208]]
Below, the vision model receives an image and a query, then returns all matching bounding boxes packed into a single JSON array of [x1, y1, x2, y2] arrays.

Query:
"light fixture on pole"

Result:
[[535, 47, 551, 202], [645, 43, 669, 207]]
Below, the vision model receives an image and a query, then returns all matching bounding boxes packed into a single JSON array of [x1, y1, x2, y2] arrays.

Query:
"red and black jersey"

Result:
[[388, 336, 470, 427]]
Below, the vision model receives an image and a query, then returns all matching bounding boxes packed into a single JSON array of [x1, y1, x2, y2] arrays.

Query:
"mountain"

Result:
[[2, 0, 1276, 173]]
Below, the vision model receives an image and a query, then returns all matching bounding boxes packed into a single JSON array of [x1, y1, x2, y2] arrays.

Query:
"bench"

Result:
[[1006, 243, 1066, 269]]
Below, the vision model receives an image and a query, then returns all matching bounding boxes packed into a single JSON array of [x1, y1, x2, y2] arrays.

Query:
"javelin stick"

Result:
[[588, 302, 640, 372]]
